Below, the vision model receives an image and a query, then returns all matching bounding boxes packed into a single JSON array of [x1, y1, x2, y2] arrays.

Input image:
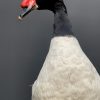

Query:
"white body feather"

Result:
[[32, 36, 100, 100]]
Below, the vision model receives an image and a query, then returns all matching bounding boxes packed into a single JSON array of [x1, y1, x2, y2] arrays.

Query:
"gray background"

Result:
[[0, 0, 100, 100]]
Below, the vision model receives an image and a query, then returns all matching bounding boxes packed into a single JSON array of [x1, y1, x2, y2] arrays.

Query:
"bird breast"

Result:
[[32, 36, 100, 100]]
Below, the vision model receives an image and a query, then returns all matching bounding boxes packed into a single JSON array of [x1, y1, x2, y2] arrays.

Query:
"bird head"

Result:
[[18, 0, 67, 20]]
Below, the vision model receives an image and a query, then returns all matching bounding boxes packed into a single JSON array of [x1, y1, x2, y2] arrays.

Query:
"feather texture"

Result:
[[32, 36, 100, 100]]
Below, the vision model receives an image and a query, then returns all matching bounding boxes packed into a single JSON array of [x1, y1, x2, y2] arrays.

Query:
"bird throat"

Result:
[[53, 8, 74, 37]]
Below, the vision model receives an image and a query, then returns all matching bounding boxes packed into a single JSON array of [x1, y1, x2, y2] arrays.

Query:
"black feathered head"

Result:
[[18, 0, 67, 20]]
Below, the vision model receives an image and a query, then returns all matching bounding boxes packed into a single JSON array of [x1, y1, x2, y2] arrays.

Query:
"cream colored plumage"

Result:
[[32, 36, 100, 100], [18, 0, 100, 99]]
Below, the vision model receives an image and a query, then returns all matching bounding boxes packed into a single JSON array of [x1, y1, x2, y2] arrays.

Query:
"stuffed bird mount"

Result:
[[18, 0, 100, 100]]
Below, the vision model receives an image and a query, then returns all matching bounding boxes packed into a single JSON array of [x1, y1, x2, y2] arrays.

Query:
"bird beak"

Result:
[[18, 4, 38, 21]]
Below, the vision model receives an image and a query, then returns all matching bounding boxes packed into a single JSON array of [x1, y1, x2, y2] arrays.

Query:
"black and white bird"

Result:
[[19, 0, 100, 100]]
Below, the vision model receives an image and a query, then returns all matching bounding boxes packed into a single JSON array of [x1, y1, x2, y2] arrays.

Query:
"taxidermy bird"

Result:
[[19, 0, 100, 100]]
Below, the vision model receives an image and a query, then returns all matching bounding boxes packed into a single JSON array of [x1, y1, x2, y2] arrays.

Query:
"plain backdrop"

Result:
[[0, 0, 100, 100]]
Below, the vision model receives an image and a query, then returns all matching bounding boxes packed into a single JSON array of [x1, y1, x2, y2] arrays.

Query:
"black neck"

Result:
[[53, 7, 74, 37]]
